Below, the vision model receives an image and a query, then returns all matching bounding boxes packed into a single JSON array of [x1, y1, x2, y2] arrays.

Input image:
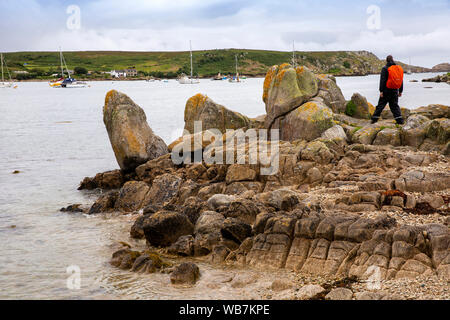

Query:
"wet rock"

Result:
[[60, 204, 84, 213], [256, 188, 300, 211], [185, 163, 207, 180], [197, 183, 226, 201], [226, 164, 257, 183], [222, 199, 261, 225], [110, 248, 141, 270], [78, 170, 124, 190], [143, 173, 182, 207], [194, 211, 225, 235], [135, 154, 176, 184], [170, 262, 200, 285], [103, 90, 168, 171], [143, 211, 194, 247], [211, 244, 231, 263], [253, 212, 275, 234], [193, 231, 222, 256], [168, 235, 195, 256], [115, 181, 150, 212], [130, 215, 148, 239], [88, 191, 119, 214], [181, 196, 204, 225], [207, 194, 236, 210], [325, 287, 353, 300], [131, 251, 166, 273], [221, 218, 252, 244]]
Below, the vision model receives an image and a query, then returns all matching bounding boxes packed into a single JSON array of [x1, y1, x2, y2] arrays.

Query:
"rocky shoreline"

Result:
[[69, 63, 449, 300], [423, 73, 450, 84]]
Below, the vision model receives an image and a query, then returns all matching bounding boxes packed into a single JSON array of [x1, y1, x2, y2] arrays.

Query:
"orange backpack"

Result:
[[386, 65, 404, 89]]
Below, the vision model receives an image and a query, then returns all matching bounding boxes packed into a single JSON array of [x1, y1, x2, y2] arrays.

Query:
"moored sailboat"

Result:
[[0, 53, 15, 88], [49, 48, 88, 88], [178, 41, 200, 84], [228, 54, 241, 83]]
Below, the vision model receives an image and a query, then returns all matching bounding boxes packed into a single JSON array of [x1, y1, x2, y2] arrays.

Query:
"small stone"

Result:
[[325, 287, 354, 300], [297, 284, 326, 300], [170, 262, 200, 285]]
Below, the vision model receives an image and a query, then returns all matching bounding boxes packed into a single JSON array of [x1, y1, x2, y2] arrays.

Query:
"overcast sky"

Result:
[[1, 0, 449, 67]]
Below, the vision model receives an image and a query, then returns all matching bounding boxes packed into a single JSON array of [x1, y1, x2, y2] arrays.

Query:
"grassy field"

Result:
[[2, 49, 418, 79]]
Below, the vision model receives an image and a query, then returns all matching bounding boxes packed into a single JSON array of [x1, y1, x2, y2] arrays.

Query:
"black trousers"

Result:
[[371, 90, 403, 124]]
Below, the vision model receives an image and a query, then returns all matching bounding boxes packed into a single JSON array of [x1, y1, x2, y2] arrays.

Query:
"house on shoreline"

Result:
[[108, 67, 138, 78]]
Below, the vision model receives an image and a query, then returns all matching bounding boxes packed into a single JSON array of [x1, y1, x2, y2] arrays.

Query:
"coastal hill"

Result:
[[432, 63, 450, 72], [5, 49, 430, 79]]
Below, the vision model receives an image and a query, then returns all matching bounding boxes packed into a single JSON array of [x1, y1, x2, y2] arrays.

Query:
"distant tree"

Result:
[[74, 66, 88, 75], [343, 61, 351, 69]]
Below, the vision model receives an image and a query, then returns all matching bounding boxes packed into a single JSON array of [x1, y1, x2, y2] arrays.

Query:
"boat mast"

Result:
[[292, 40, 297, 68], [1, 53, 4, 82], [235, 54, 238, 76], [190, 40, 193, 79], [59, 47, 64, 78]]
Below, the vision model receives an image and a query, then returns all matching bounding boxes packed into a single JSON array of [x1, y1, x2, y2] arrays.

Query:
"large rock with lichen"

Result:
[[184, 94, 257, 134], [345, 93, 375, 119], [274, 98, 334, 141], [263, 64, 319, 129], [315, 74, 347, 114], [103, 90, 168, 172]]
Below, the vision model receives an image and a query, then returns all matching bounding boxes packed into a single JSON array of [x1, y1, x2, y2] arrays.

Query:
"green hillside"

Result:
[[2, 49, 422, 80]]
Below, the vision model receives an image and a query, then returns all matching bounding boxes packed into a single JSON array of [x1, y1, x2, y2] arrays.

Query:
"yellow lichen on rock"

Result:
[[368, 102, 375, 115], [188, 93, 207, 109], [104, 90, 117, 112], [295, 66, 305, 74], [263, 66, 278, 103]]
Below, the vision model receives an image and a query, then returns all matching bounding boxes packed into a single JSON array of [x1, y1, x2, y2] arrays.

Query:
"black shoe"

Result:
[[396, 119, 404, 125], [371, 119, 378, 124]]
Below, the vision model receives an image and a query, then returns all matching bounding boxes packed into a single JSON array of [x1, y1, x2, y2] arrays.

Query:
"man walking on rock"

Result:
[[371, 55, 404, 125]]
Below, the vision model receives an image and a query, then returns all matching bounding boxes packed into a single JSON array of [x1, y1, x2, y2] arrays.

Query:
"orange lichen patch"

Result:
[[262, 66, 278, 103], [317, 73, 328, 80], [295, 66, 305, 74], [296, 101, 319, 115], [274, 68, 288, 88], [185, 93, 208, 120], [125, 127, 142, 153], [104, 90, 117, 111], [294, 101, 333, 125], [187, 93, 207, 109]]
